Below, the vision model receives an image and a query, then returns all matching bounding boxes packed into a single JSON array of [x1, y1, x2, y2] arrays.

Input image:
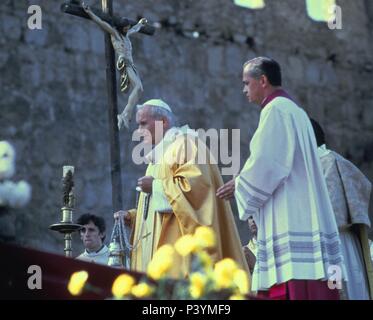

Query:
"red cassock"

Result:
[[258, 280, 340, 300]]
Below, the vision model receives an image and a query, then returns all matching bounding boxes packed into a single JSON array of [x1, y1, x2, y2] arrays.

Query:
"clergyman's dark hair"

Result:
[[77, 213, 106, 241], [310, 118, 326, 147], [244, 57, 282, 86]]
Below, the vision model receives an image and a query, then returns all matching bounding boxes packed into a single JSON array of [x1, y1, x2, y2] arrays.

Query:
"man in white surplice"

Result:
[[221, 57, 345, 299], [310, 118, 373, 300]]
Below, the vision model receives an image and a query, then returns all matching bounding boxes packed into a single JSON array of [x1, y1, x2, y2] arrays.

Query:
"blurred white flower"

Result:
[[0, 180, 32, 208], [0, 141, 31, 209], [0, 141, 15, 180], [12, 181, 32, 207]]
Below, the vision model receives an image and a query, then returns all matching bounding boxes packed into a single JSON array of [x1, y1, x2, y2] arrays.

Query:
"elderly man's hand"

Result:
[[216, 178, 235, 200], [113, 210, 132, 225], [137, 176, 154, 194]]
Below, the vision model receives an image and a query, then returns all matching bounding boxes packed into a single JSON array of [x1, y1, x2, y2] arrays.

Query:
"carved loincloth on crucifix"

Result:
[[116, 56, 140, 94]]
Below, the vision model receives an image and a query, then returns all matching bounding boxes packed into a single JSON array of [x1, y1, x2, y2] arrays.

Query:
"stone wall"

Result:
[[1, 0, 372, 255]]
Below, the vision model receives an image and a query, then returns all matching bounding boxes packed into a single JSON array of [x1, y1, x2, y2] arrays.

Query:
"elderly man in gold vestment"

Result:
[[114, 99, 249, 279]]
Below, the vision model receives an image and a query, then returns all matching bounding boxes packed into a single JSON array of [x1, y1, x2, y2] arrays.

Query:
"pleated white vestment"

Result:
[[235, 94, 345, 292]]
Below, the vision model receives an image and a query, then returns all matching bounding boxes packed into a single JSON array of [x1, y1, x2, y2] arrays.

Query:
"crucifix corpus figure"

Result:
[[82, 2, 147, 130]]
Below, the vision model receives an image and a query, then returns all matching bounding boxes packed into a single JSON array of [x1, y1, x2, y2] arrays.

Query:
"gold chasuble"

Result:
[[129, 127, 250, 279]]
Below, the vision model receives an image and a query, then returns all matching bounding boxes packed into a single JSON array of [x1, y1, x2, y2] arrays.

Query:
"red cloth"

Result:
[[0, 243, 264, 300], [260, 89, 293, 109], [258, 280, 340, 300], [0, 242, 147, 299]]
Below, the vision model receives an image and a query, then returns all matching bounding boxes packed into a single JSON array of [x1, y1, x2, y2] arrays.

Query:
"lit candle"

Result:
[[63, 166, 74, 177]]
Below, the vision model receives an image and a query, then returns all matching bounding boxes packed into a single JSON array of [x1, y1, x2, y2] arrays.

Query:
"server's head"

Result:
[[242, 57, 282, 105], [248, 215, 258, 237], [77, 213, 106, 252]]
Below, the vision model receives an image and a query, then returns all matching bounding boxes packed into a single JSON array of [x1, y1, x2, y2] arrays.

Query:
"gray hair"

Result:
[[243, 57, 282, 86], [136, 104, 176, 127], [244, 58, 264, 79]]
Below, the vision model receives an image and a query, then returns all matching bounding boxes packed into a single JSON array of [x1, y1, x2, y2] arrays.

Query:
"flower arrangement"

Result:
[[67, 226, 250, 300], [0, 141, 31, 208], [0, 141, 32, 242]]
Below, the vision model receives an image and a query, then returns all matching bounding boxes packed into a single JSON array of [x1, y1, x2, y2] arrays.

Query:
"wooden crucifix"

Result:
[[61, 0, 155, 213]]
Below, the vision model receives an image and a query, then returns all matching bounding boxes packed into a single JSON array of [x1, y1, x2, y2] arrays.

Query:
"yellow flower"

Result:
[[213, 258, 238, 289], [215, 258, 238, 275], [147, 257, 173, 280], [131, 282, 154, 298], [112, 274, 135, 299], [194, 226, 216, 249], [146, 245, 175, 280], [189, 272, 207, 299], [233, 269, 249, 294], [147, 260, 163, 280], [67, 270, 88, 296], [229, 294, 245, 300], [175, 234, 197, 256], [153, 244, 175, 260], [196, 251, 213, 270]]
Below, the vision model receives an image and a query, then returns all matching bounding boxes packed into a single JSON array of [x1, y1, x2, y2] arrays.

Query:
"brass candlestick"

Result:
[[49, 166, 82, 257]]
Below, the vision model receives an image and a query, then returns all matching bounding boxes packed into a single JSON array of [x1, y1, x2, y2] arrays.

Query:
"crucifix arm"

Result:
[[83, 5, 118, 37], [61, 2, 155, 35], [127, 18, 147, 36]]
